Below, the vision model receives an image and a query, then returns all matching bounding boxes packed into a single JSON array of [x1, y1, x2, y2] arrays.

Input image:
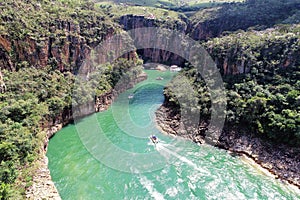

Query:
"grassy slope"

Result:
[[191, 0, 300, 23], [95, 0, 244, 10], [95, 1, 181, 20], [0, 0, 115, 40]]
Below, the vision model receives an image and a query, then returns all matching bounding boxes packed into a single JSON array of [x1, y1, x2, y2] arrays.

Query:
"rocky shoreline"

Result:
[[25, 153, 61, 199], [25, 124, 64, 200], [155, 104, 300, 189], [25, 72, 147, 199]]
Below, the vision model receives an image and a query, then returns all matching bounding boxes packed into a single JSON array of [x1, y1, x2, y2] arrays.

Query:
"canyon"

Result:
[[0, 0, 300, 198]]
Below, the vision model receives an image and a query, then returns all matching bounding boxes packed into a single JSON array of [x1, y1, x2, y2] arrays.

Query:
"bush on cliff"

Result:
[[164, 24, 300, 146]]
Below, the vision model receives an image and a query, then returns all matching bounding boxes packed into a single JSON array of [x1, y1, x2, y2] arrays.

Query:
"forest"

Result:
[[165, 25, 300, 146], [0, 0, 300, 198]]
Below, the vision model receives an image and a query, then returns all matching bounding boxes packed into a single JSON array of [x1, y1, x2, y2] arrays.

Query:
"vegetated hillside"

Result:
[[0, 0, 120, 72], [96, 0, 244, 22], [164, 24, 300, 146], [97, 0, 300, 66], [95, 0, 242, 9], [1, 0, 300, 198], [190, 0, 300, 40], [0, 0, 143, 199], [96, 1, 184, 19], [205, 25, 300, 75]]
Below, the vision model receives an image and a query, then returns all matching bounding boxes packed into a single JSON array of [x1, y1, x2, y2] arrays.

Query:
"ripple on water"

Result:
[[47, 70, 300, 200]]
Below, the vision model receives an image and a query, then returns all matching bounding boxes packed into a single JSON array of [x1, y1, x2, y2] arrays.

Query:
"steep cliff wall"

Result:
[[204, 27, 300, 76], [118, 14, 188, 66], [117, 14, 300, 76], [2, 1, 300, 73], [189, 1, 300, 40], [0, 21, 138, 73], [0, 0, 139, 73]]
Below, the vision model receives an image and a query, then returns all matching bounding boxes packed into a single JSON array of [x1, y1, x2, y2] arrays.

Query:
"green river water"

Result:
[[47, 70, 300, 200]]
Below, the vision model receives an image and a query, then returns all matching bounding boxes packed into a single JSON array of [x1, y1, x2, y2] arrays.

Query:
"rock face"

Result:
[[0, 21, 86, 71], [119, 14, 188, 32], [0, 21, 136, 72], [0, 70, 6, 93], [25, 153, 61, 200], [155, 104, 205, 144], [203, 29, 300, 76], [117, 14, 299, 76], [4, 14, 297, 77], [0, 36, 13, 70], [119, 15, 188, 66], [189, 1, 300, 41], [217, 130, 300, 188], [155, 104, 300, 188]]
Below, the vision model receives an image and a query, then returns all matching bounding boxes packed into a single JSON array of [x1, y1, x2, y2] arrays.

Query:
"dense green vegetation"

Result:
[[165, 25, 300, 146], [96, 2, 183, 20], [0, 67, 72, 198], [1, 0, 300, 198], [0, 58, 142, 198], [0, 0, 113, 39], [190, 0, 300, 39], [96, 0, 243, 12], [0, 0, 143, 198]]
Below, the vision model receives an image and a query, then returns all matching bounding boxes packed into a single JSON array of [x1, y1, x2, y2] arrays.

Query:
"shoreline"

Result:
[[25, 70, 299, 198], [155, 104, 300, 191], [25, 72, 148, 199]]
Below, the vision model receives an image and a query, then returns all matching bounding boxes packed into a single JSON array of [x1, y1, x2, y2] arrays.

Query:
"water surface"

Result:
[[47, 70, 300, 199]]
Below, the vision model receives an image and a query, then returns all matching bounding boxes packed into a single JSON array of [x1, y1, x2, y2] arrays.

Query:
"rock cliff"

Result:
[[118, 14, 188, 66], [0, 21, 137, 73], [189, 1, 300, 40]]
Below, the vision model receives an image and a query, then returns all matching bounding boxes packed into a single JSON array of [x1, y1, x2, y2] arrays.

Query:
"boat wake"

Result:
[[155, 142, 209, 175], [139, 175, 165, 200]]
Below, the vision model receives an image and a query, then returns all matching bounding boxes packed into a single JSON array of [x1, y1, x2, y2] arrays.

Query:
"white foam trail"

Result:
[[156, 143, 209, 174], [139, 175, 165, 200]]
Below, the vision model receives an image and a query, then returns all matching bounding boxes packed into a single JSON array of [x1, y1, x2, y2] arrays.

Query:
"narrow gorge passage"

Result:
[[47, 70, 300, 200]]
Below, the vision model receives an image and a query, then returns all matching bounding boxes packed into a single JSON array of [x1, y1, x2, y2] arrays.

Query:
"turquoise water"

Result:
[[47, 70, 300, 200]]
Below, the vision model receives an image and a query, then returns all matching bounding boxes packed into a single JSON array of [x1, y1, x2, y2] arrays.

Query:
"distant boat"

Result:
[[170, 65, 182, 72], [156, 76, 164, 80], [150, 135, 158, 144], [128, 94, 134, 99]]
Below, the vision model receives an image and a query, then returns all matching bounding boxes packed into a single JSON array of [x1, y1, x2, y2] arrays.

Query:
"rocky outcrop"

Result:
[[119, 15, 188, 66], [0, 36, 14, 71], [217, 130, 300, 188], [189, 1, 300, 41], [203, 28, 300, 76], [0, 21, 87, 71], [117, 13, 299, 75], [155, 104, 300, 189], [119, 14, 188, 32], [189, 20, 220, 41], [25, 153, 61, 200], [0, 70, 6, 93], [155, 104, 205, 144], [0, 21, 136, 73]]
